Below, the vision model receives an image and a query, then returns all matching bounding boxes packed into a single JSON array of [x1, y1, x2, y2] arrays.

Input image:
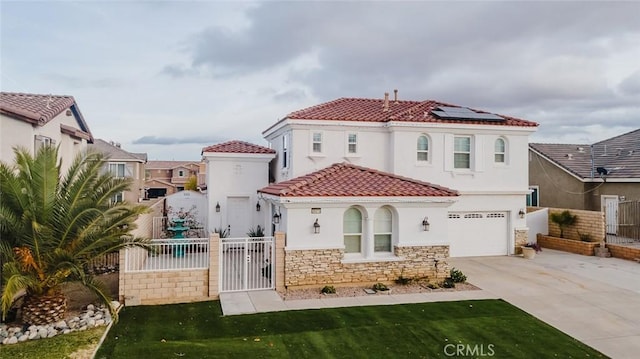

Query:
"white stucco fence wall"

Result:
[[526, 208, 549, 243]]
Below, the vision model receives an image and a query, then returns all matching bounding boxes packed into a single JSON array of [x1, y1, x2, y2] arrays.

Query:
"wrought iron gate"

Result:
[[219, 237, 275, 292]]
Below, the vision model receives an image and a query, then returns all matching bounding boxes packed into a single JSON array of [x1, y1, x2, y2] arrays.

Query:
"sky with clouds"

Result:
[[1, 1, 639, 161]]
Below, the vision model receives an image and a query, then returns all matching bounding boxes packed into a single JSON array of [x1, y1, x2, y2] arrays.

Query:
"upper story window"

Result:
[[347, 133, 357, 154], [454, 136, 471, 169], [417, 135, 429, 161], [109, 163, 126, 178], [34, 135, 55, 153], [312, 132, 322, 153], [282, 135, 288, 168], [494, 138, 506, 163], [178, 170, 185, 177]]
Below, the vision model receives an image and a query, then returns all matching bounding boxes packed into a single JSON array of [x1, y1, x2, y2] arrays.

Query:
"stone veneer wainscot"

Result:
[[284, 245, 449, 287]]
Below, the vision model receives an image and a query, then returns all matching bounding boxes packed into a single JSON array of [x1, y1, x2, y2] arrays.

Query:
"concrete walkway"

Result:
[[220, 249, 640, 358]]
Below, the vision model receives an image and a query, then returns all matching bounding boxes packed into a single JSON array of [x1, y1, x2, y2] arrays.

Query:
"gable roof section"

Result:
[[259, 162, 459, 197], [146, 160, 199, 170], [267, 97, 537, 132], [530, 128, 640, 180], [202, 140, 275, 154], [90, 139, 147, 162], [0, 92, 93, 141]]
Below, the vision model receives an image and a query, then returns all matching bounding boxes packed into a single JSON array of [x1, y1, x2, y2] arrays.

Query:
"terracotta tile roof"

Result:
[[146, 160, 200, 169], [202, 140, 275, 154], [283, 97, 538, 127], [90, 139, 147, 162], [259, 163, 459, 197], [0, 92, 93, 141], [530, 128, 640, 179]]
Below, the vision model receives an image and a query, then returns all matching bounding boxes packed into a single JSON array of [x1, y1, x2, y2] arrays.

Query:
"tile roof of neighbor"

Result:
[[267, 97, 538, 132], [145, 160, 200, 169], [89, 139, 147, 162], [0, 92, 93, 141], [202, 140, 276, 154], [530, 128, 640, 179], [259, 163, 459, 197]]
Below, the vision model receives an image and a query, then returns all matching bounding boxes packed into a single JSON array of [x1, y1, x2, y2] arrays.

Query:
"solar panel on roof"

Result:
[[431, 106, 504, 121]]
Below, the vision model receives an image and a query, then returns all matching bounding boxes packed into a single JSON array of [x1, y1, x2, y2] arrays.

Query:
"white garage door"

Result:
[[448, 212, 509, 257]]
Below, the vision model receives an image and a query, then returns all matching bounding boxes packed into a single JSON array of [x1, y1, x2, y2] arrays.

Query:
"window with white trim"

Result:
[[282, 135, 288, 168], [343, 207, 362, 253], [347, 133, 357, 154], [494, 138, 506, 163], [417, 135, 429, 161], [34, 135, 55, 153], [454, 136, 471, 169], [527, 186, 539, 207], [312, 132, 322, 153], [108, 163, 125, 204], [374, 207, 392, 252], [109, 163, 125, 178]]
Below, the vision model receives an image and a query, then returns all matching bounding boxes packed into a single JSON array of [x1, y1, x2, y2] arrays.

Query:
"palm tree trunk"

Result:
[[21, 292, 67, 325]]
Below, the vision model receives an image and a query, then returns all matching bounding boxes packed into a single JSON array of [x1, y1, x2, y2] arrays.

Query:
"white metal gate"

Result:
[[220, 237, 274, 292]]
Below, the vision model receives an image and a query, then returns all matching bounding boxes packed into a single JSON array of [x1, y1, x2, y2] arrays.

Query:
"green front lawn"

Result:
[[97, 299, 605, 358]]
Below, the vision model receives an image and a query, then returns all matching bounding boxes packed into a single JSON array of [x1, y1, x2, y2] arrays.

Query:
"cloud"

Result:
[[43, 74, 126, 89], [619, 70, 640, 95], [133, 135, 226, 145]]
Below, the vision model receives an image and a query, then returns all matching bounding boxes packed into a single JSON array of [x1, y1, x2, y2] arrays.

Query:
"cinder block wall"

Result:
[[284, 245, 449, 288], [547, 208, 605, 241], [119, 234, 220, 305]]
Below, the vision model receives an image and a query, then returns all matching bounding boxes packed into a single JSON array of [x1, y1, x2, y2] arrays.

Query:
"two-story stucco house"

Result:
[[0, 92, 93, 171], [89, 139, 148, 204], [145, 161, 203, 198], [204, 92, 538, 288]]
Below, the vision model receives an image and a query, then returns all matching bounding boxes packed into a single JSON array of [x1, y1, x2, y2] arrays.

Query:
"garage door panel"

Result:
[[448, 212, 508, 257]]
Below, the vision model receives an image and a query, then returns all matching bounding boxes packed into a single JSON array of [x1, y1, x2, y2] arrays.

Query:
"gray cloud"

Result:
[[133, 135, 226, 145], [619, 70, 640, 95]]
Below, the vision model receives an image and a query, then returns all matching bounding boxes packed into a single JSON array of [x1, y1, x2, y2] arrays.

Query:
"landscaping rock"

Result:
[[18, 334, 28, 342], [6, 336, 18, 345], [28, 331, 39, 340]]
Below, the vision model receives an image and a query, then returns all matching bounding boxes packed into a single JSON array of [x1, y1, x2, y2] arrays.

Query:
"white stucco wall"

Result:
[[270, 198, 454, 258], [0, 111, 88, 173], [266, 121, 534, 194], [203, 153, 274, 237]]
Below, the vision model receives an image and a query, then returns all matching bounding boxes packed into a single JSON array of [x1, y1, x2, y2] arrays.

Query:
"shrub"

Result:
[[372, 283, 389, 291], [550, 210, 577, 238], [577, 231, 592, 242], [247, 225, 265, 238], [426, 282, 439, 289], [214, 227, 230, 238], [395, 276, 414, 285], [450, 268, 467, 283], [321, 285, 336, 294], [441, 278, 455, 288], [524, 242, 542, 252]]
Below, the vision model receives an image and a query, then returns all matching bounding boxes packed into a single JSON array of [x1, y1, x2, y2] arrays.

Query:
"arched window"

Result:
[[494, 138, 506, 163], [374, 207, 392, 252], [343, 208, 362, 253], [417, 135, 429, 161]]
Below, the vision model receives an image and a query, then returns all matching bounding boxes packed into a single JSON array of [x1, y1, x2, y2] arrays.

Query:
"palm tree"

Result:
[[0, 146, 149, 325]]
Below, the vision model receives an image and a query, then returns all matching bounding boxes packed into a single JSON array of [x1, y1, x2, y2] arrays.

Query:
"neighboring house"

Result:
[[145, 160, 203, 198], [201, 141, 275, 237], [0, 92, 93, 171], [89, 139, 147, 204], [261, 94, 538, 258], [529, 128, 640, 227]]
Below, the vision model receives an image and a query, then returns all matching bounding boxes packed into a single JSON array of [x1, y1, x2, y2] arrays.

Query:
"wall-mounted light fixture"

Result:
[[518, 209, 525, 219], [215, 202, 221, 213], [256, 201, 261, 212], [273, 211, 281, 224], [422, 217, 430, 231], [313, 218, 320, 234]]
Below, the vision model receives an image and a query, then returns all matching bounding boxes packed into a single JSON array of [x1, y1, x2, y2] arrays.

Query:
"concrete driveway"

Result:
[[449, 249, 640, 359]]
